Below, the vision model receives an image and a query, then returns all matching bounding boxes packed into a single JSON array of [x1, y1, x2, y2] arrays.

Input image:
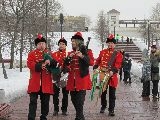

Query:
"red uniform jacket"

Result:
[[66, 50, 94, 91], [95, 48, 123, 88], [52, 49, 67, 68], [27, 49, 54, 94]]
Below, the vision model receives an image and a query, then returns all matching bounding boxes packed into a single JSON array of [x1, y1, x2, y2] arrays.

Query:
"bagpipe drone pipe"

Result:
[[79, 37, 91, 55], [43, 52, 61, 83]]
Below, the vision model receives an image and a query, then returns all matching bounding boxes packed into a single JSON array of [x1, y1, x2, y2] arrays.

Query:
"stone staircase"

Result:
[[115, 42, 142, 61]]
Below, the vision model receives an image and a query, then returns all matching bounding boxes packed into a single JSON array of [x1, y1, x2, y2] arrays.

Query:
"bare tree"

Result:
[[0, 32, 11, 79], [139, 3, 160, 46], [151, 3, 160, 21], [19, 0, 26, 72], [151, 3, 160, 40], [1, 0, 62, 70], [1, 0, 28, 69], [95, 10, 109, 50], [24, 0, 62, 49]]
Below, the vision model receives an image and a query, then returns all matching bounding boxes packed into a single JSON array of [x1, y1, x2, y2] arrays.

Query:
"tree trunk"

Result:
[[45, 0, 51, 50], [10, 21, 19, 69], [20, 0, 26, 72], [0, 48, 8, 79], [29, 33, 33, 52], [0, 47, 2, 64]]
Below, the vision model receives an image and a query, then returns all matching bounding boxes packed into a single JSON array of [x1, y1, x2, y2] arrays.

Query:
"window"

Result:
[[111, 16, 116, 21]]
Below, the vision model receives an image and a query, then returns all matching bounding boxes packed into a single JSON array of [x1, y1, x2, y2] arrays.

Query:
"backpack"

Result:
[[141, 60, 151, 82]]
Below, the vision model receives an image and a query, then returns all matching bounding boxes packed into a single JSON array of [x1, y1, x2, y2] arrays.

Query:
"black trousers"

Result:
[[53, 85, 69, 112], [101, 86, 116, 112], [119, 68, 123, 80], [123, 71, 131, 82], [28, 92, 50, 120], [142, 80, 159, 97], [70, 90, 86, 120]]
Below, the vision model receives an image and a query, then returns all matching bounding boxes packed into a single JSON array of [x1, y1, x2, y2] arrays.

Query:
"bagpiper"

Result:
[[65, 32, 94, 120], [27, 34, 57, 120]]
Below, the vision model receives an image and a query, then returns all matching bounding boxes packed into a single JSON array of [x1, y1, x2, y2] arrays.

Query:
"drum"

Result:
[[90, 69, 110, 101], [94, 68, 110, 90]]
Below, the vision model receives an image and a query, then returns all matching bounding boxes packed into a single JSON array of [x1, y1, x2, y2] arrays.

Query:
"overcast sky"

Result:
[[58, 0, 159, 25]]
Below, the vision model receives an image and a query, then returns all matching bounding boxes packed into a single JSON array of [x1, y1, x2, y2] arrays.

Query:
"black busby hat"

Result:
[[151, 45, 157, 49], [106, 34, 116, 44], [71, 32, 84, 41], [58, 37, 67, 46], [34, 34, 46, 46]]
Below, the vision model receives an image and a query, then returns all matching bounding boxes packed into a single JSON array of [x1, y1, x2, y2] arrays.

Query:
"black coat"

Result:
[[122, 58, 132, 72]]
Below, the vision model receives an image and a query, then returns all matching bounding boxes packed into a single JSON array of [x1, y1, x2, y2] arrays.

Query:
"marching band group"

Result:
[[27, 32, 123, 120]]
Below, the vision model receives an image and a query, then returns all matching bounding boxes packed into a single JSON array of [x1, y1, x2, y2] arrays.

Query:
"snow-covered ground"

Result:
[[0, 32, 151, 103], [0, 67, 29, 103]]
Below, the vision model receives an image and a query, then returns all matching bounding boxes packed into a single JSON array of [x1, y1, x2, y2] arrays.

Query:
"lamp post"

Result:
[[45, 0, 51, 50], [112, 21, 116, 37], [113, 26, 116, 37], [59, 13, 64, 38], [45, 0, 48, 40], [147, 20, 150, 50]]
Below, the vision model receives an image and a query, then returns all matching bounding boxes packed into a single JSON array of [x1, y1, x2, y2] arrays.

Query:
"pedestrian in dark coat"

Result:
[[126, 37, 129, 44], [122, 53, 132, 83]]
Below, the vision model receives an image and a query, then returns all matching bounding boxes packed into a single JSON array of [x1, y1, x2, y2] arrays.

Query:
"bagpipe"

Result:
[[43, 52, 60, 74], [43, 52, 68, 88], [63, 37, 91, 65], [79, 37, 91, 55], [60, 37, 92, 87]]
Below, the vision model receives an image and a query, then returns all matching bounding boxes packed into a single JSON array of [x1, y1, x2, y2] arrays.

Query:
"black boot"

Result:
[[62, 111, 67, 116], [52, 111, 58, 116], [40, 115, 47, 120], [100, 106, 106, 113], [108, 110, 115, 116], [152, 95, 158, 102], [120, 77, 122, 81], [129, 78, 132, 84]]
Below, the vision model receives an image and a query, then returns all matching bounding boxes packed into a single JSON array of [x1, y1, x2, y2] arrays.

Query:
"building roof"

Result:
[[107, 9, 120, 14]]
